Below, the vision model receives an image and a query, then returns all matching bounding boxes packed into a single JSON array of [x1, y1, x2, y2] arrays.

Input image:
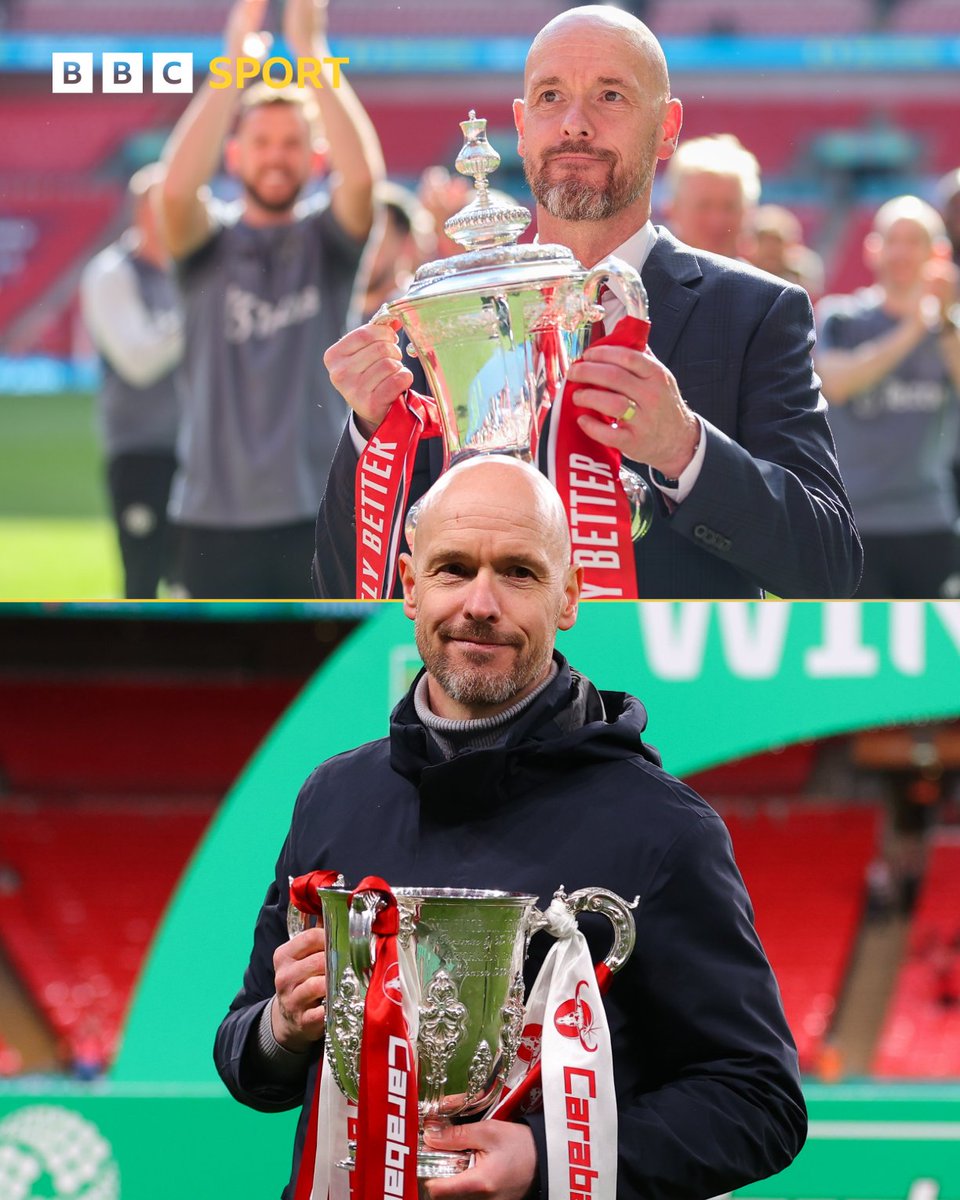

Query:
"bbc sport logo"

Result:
[[50, 52, 348, 94]]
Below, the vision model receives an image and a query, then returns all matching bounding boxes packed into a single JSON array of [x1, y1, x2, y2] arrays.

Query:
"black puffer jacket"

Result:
[[214, 654, 807, 1199]]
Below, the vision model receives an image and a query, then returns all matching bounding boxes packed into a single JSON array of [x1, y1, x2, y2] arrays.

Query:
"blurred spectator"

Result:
[[80, 164, 184, 599], [358, 181, 436, 322], [816, 196, 960, 598], [933, 168, 960, 512], [865, 856, 896, 922], [935, 168, 960, 266], [158, 0, 383, 598], [662, 133, 760, 259], [745, 203, 825, 300], [417, 165, 472, 259]]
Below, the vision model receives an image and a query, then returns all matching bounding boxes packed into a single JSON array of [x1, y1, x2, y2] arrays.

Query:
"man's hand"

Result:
[[271, 926, 327, 1053], [323, 322, 414, 438], [283, 0, 329, 55], [422, 1121, 537, 1200], [225, 0, 271, 61], [567, 343, 701, 478]]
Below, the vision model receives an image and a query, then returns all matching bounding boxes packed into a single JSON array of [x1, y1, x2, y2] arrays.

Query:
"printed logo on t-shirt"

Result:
[[852, 378, 948, 418], [224, 283, 321, 343]]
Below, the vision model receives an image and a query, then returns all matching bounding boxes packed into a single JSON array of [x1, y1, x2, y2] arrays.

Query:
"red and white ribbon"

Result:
[[350, 876, 421, 1200], [355, 391, 443, 599], [547, 316, 649, 600], [490, 898, 619, 1200]]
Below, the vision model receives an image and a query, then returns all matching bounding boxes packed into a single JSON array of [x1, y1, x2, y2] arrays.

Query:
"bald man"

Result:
[[217, 456, 807, 1199], [314, 4, 860, 600]]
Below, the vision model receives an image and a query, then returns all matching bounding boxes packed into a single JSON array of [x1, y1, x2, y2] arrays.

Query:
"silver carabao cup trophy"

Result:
[[372, 111, 653, 542], [303, 883, 636, 1179]]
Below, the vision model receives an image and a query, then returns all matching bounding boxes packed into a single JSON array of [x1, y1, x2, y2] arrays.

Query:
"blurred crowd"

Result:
[[79, 0, 960, 600]]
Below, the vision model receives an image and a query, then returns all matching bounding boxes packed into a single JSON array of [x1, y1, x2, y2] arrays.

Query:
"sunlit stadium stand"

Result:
[[873, 834, 960, 1078]]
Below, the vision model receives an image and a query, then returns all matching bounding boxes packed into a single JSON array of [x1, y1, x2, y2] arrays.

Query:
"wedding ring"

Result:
[[620, 401, 638, 423]]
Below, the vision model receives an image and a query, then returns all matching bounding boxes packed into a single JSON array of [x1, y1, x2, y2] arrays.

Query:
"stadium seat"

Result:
[[716, 803, 881, 1070], [873, 836, 960, 1077]]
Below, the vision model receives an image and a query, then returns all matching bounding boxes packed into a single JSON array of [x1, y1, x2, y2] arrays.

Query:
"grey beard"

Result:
[[415, 624, 549, 709], [538, 179, 621, 223]]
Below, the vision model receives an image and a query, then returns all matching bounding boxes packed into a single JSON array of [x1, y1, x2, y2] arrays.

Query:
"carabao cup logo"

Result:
[[0, 1106, 119, 1199], [553, 980, 599, 1052]]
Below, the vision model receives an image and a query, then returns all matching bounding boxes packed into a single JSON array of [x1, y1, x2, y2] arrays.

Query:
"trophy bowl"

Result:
[[312, 883, 636, 1179]]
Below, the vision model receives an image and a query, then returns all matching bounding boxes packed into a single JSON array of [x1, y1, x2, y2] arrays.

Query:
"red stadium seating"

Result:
[[873, 835, 960, 1078], [0, 796, 215, 1066], [889, 0, 960, 34], [647, 0, 874, 35], [0, 673, 304, 794], [716, 803, 881, 1070], [0, 184, 120, 338]]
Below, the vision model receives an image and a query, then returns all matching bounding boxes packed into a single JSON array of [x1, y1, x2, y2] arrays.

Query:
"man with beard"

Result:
[[215, 456, 807, 1199], [312, 5, 860, 600], [159, 0, 383, 597]]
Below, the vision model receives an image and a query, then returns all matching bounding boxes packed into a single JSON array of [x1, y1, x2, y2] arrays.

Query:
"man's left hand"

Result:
[[567, 343, 700, 479], [422, 1121, 537, 1200], [283, 0, 328, 52]]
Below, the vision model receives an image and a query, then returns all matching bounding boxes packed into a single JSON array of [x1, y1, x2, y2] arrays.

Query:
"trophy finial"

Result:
[[445, 110, 531, 252]]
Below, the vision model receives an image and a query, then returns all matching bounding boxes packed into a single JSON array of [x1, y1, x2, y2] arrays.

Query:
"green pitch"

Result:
[[0, 392, 122, 599]]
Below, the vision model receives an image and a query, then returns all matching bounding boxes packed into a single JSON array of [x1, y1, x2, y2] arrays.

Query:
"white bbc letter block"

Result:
[[52, 52, 94, 93], [102, 52, 144, 93], [152, 52, 194, 94]]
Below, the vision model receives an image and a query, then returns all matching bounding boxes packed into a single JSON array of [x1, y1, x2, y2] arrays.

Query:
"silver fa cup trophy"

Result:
[[373, 111, 653, 541], [303, 883, 636, 1179]]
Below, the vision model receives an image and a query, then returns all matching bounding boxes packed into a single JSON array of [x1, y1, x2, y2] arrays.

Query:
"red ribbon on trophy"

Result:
[[287, 870, 352, 1200], [353, 317, 650, 601], [546, 315, 649, 601], [350, 876, 420, 1200], [355, 390, 443, 600]]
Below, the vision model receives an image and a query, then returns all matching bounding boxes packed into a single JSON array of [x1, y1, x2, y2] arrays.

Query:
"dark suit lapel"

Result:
[[642, 227, 703, 366]]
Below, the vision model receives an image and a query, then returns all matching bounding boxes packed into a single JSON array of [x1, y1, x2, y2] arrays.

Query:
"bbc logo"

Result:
[[51, 52, 195, 94]]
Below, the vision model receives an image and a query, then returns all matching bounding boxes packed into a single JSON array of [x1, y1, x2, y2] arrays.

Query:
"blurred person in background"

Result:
[[80, 163, 184, 599], [746, 203, 825, 300], [936, 168, 960, 266], [357, 180, 436, 323], [934, 168, 960, 508], [816, 196, 960, 598], [661, 133, 760, 259], [417, 164, 473, 259], [158, 0, 383, 598]]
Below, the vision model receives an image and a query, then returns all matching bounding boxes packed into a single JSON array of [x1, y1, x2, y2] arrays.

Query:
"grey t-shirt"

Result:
[[818, 286, 960, 534], [169, 195, 364, 528], [80, 239, 184, 456]]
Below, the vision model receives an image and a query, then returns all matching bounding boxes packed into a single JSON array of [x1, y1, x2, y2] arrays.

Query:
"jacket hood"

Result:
[[388, 652, 661, 812]]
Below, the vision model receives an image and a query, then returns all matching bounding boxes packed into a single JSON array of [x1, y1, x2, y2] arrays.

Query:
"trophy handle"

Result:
[[527, 885, 638, 975], [583, 256, 649, 322], [285, 872, 344, 939], [348, 889, 387, 979]]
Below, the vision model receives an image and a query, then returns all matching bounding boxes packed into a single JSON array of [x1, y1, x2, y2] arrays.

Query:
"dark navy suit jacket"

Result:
[[313, 227, 862, 598]]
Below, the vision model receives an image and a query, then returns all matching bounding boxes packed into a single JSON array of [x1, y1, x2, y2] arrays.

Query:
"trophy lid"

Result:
[[393, 111, 587, 305]]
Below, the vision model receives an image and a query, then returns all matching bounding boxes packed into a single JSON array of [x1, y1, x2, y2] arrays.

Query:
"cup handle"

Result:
[[528, 885, 638, 975], [348, 890, 386, 980], [582, 256, 649, 323]]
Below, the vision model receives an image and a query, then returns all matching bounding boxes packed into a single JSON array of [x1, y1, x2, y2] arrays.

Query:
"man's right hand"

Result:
[[225, 0, 271, 61], [271, 926, 328, 1052], [323, 322, 414, 438]]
